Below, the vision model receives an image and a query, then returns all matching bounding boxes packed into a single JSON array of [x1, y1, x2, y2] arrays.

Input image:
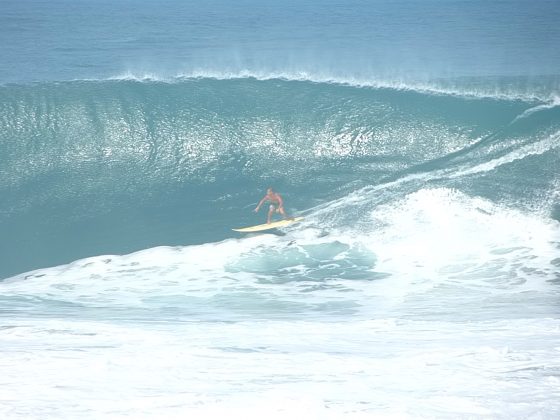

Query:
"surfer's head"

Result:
[[267, 187, 274, 194]]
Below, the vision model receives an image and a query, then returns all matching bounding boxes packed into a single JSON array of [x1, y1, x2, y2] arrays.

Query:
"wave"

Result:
[[0, 77, 559, 278]]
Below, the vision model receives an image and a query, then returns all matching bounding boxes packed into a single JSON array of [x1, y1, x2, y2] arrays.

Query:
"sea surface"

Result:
[[1, 1, 560, 418]]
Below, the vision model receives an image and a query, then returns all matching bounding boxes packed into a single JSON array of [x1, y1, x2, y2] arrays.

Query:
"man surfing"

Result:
[[254, 188, 291, 224]]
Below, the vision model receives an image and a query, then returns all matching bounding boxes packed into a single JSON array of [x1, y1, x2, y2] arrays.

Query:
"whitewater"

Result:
[[2, 0, 560, 418]]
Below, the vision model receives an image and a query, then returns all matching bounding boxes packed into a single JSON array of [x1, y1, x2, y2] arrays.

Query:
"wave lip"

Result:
[[108, 70, 560, 103]]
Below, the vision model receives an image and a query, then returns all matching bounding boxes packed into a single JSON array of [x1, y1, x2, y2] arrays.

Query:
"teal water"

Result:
[[1, 77, 558, 278], [1, 1, 560, 418]]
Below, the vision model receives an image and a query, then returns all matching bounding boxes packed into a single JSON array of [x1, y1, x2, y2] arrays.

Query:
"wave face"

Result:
[[1, 77, 559, 278], [1, 77, 560, 418]]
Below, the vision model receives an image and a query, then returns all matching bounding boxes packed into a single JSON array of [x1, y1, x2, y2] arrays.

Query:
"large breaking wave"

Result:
[[0, 76, 559, 278]]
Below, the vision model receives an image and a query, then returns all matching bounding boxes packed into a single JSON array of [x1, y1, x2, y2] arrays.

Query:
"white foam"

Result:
[[2, 189, 560, 419], [451, 130, 560, 178], [107, 69, 555, 103], [511, 95, 560, 123], [299, 185, 560, 304], [365, 188, 560, 287], [1, 316, 559, 419]]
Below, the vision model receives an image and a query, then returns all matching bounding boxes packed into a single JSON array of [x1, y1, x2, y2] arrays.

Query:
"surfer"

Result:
[[254, 188, 290, 224]]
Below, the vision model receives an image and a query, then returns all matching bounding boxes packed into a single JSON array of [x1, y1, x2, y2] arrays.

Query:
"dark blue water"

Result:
[[2, 0, 560, 83]]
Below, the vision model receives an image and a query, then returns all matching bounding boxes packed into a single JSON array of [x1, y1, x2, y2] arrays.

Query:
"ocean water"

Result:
[[1, 0, 560, 418]]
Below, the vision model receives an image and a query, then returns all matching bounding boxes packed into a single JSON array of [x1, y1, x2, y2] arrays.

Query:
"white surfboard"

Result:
[[232, 217, 304, 232]]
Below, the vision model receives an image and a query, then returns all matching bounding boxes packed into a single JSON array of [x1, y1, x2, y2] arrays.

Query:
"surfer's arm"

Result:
[[254, 196, 267, 212]]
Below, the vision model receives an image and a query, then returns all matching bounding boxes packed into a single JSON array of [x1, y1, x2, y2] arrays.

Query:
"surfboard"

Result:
[[232, 217, 304, 232]]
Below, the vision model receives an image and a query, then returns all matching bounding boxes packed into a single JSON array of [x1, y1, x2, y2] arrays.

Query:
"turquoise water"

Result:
[[1, 1, 560, 418], [1, 78, 559, 277]]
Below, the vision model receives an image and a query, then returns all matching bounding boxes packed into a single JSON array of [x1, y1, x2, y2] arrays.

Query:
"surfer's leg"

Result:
[[278, 207, 290, 220], [267, 205, 274, 224]]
